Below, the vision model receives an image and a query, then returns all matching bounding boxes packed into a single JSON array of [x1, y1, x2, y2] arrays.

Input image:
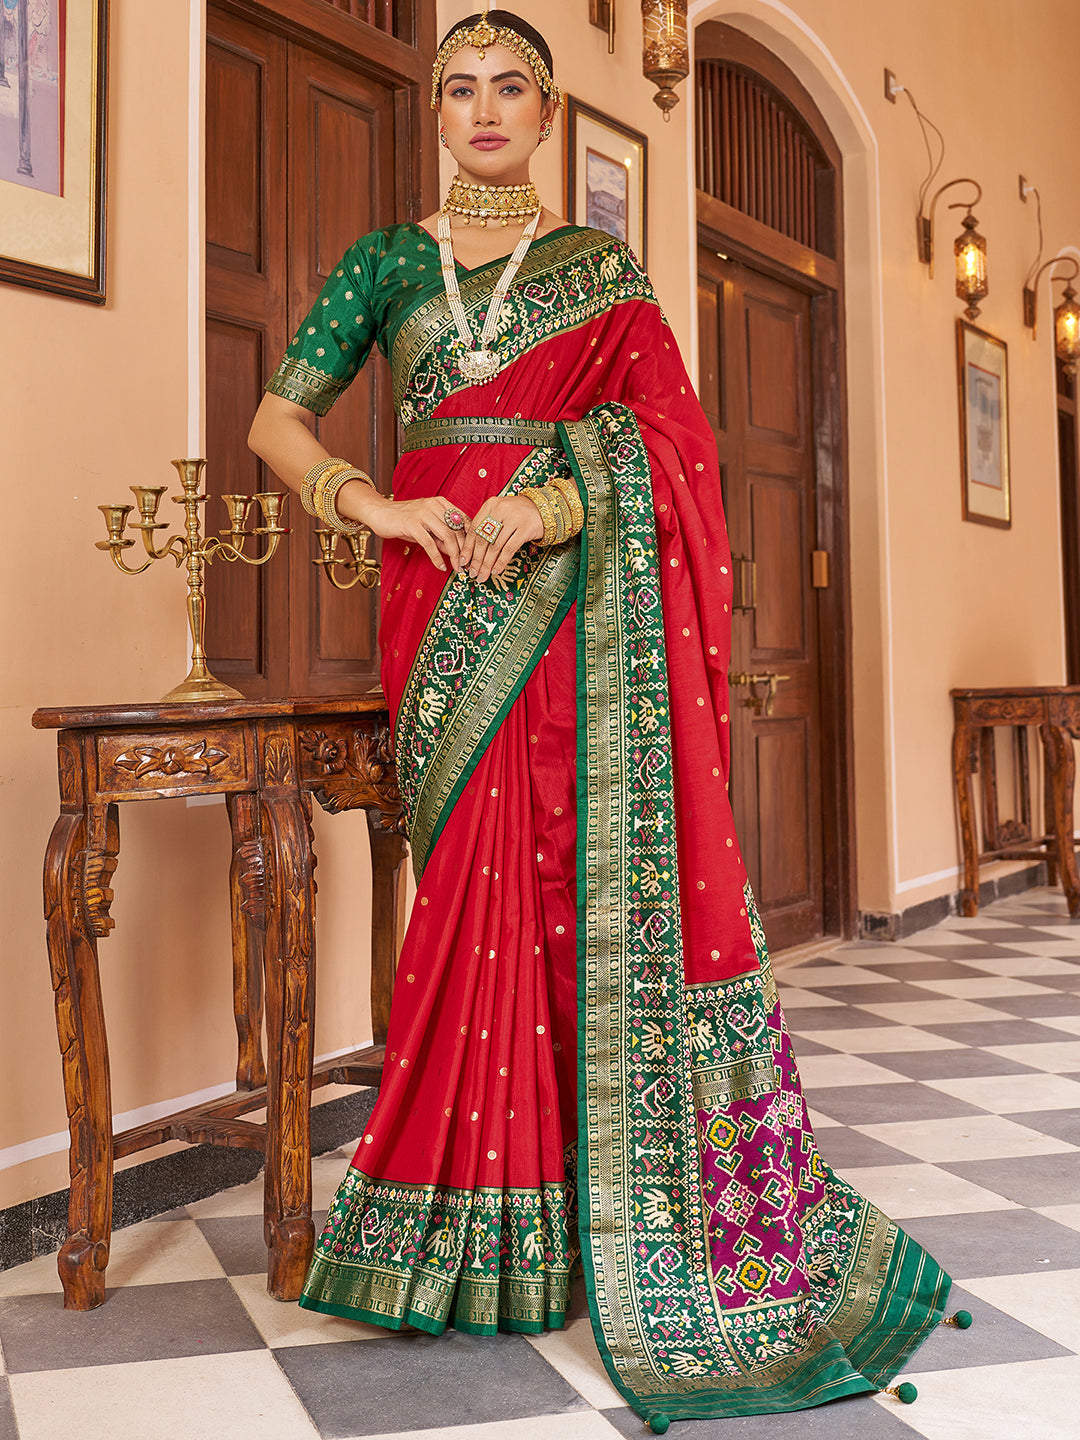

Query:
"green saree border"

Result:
[[561, 406, 950, 1426], [299, 1151, 579, 1337], [390, 229, 657, 420], [395, 446, 581, 879]]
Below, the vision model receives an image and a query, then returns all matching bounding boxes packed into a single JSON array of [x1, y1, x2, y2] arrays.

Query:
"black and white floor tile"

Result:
[[3, 889, 1080, 1439]]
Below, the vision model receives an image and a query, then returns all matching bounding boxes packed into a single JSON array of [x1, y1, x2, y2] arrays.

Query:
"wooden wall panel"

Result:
[[288, 52, 398, 691], [204, 318, 267, 676], [206, 43, 264, 274], [205, 12, 289, 697], [756, 725, 810, 906]]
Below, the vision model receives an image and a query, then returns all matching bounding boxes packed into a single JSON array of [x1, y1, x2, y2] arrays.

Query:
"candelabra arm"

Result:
[[104, 545, 155, 577]]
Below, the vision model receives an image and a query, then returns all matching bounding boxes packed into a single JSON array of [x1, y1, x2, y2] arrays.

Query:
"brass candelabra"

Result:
[[314, 527, 381, 590], [96, 458, 290, 704]]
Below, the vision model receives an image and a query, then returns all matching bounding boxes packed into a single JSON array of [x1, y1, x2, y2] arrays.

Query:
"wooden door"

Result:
[[285, 46, 397, 693], [205, 11, 290, 696], [204, 0, 434, 698], [698, 249, 824, 950]]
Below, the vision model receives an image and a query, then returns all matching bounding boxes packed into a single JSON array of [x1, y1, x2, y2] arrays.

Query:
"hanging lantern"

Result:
[[642, 0, 689, 119], [953, 207, 988, 321], [1055, 282, 1080, 377]]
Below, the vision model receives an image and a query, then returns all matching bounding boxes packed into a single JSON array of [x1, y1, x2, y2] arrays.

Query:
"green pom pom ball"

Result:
[[897, 1383, 918, 1405], [649, 1415, 671, 1435], [953, 1309, 973, 1329]]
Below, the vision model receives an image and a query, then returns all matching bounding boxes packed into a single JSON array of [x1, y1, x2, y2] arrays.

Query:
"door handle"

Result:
[[731, 556, 756, 612], [729, 671, 791, 717]]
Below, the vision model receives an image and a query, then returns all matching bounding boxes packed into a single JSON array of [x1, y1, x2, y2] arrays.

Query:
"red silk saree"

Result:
[[267, 222, 951, 1426]]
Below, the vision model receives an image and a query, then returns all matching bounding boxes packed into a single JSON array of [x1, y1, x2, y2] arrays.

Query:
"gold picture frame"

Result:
[[565, 96, 648, 267], [957, 319, 1011, 529], [0, 0, 108, 303]]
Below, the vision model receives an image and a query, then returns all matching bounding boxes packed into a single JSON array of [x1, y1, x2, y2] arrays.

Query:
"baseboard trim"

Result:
[[0, 1087, 376, 1275], [858, 862, 1049, 942]]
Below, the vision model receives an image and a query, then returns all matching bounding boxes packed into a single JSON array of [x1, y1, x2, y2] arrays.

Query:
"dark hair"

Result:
[[437, 10, 555, 85]]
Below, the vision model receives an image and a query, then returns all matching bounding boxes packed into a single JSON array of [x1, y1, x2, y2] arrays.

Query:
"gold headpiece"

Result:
[[431, 6, 562, 110]]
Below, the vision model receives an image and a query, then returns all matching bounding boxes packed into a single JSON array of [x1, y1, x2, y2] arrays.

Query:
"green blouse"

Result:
[[265, 221, 656, 427]]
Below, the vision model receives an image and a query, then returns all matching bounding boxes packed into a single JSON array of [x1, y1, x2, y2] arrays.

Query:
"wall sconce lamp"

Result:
[[588, 1, 616, 54], [918, 179, 989, 319], [641, 0, 689, 119], [888, 74, 989, 319], [1024, 257, 1080, 376], [1020, 177, 1080, 376]]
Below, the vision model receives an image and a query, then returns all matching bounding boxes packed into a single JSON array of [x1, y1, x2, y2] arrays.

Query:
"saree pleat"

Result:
[[277, 221, 953, 1423]]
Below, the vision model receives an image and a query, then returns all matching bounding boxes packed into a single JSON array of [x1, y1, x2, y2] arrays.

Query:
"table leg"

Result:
[[262, 788, 316, 1300], [225, 792, 267, 1090], [367, 811, 408, 1048], [952, 720, 980, 916], [1041, 723, 1080, 917], [1044, 757, 1059, 887], [44, 801, 119, 1309]]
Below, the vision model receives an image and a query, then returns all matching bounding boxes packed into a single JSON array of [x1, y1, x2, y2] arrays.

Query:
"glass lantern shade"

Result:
[[641, 0, 689, 118], [955, 212, 989, 320], [1056, 284, 1080, 377]]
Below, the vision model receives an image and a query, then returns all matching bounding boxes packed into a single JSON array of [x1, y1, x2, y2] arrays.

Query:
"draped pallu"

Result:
[[267, 223, 950, 1424]]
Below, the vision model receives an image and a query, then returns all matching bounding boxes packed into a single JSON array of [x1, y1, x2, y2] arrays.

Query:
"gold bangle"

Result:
[[302, 457, 349, 516], [311, 462, 354, 520], [551, 472, 585, 535], [523, 485, 560, 546], [548, 484, 573, 544], [317, 469, 371, 534], [320, 477, 360, 534]]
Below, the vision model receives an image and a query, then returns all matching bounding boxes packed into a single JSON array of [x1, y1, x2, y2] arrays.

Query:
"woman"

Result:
[[248, 9, 957, 1430]]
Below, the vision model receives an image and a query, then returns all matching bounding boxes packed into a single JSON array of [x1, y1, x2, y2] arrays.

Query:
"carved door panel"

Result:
[[698, 248, 824, 950], [285, 49, 397, 694], [205, 11, 290, 697]]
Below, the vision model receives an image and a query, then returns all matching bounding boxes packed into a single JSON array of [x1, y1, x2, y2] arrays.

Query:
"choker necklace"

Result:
[[443, 176, 541, 227], [438, 206, 543, 383]]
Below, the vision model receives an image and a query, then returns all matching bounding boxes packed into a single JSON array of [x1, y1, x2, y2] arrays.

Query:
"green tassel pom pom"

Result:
[[884, 1383, 918, 1404], [649, 1416, 671, 1435], [947, 1309, 973, 1329]]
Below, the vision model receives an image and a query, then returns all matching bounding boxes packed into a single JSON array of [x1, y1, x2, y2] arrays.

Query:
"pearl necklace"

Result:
[[437, 207, 543, 384]]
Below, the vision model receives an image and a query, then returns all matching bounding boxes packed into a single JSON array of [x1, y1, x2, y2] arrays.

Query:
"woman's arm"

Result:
[[248, 391, 467, 573]]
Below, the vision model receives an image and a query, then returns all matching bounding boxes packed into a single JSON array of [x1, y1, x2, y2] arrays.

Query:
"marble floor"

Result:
[[3, 889, 1080, 1439]]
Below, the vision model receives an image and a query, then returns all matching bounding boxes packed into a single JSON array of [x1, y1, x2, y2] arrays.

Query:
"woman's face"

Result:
[[438, 42, 555, 185]]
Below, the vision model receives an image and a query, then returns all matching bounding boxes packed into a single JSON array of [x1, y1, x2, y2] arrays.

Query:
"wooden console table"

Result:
[[952, 686, 1080, 917], [32, 697, 407, 1311]]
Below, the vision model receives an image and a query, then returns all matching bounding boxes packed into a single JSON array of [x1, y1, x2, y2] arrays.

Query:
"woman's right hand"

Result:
[[338, 481, 470, 573]]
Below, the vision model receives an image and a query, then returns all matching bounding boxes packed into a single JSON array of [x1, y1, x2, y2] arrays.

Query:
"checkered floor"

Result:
[[4, 888, 1080, 1440]]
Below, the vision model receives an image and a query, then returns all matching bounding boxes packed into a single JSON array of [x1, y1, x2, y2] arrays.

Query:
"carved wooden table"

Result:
[[32, 697, 407, 1310], [952, 686, 1080, 916]]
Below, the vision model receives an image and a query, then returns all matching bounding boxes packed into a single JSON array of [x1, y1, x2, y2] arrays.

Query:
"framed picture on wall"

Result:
[[0, 0, 109, 303], [565, 96, 647, 266], [957, 319, 1011, 528]]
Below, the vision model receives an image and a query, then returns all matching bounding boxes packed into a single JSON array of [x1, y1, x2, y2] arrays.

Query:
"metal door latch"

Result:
[[729, 671, 791, 716]]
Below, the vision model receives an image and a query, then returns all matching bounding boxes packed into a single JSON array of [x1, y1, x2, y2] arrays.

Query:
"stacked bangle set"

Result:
[[300, 457, 376, 534], [301, 457, 583, 551], [522, 472, 585, 547]]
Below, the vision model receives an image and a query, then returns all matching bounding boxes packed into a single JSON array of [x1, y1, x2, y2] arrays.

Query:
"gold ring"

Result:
[[475, 515, 505, 544]]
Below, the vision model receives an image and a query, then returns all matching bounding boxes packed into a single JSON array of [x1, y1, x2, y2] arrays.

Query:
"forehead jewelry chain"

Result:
[[438, 205, 543, 384]]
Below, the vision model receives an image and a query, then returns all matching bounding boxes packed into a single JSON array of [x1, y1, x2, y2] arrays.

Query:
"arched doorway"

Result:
[[695, 21, 854, 950]]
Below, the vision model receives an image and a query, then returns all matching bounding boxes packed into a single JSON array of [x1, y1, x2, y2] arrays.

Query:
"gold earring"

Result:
[[540, 122, 553, 142], [440, 130, 448, 148]]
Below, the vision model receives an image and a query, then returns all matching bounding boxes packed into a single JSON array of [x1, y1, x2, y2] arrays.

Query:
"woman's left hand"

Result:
[[458, 493, 544, 583]]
